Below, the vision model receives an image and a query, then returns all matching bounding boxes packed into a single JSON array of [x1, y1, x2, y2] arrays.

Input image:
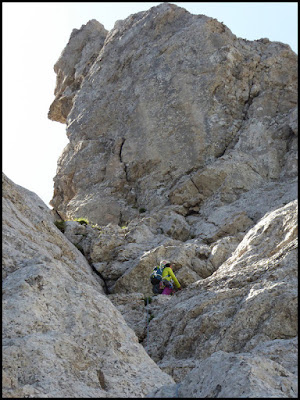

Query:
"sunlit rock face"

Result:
[[146, 200, 298, 398], [48, 19, 108, 124], [2, 172, 298, 397], [48, 3, 297, 228], [3, 3, 297, 398], [2, 173, 175, 398]]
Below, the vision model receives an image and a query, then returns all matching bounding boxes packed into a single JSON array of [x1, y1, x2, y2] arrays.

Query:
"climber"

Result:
[[161, 262, 182, 295]]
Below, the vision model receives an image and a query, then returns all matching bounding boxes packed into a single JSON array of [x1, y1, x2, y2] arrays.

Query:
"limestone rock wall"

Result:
[[2, 173, 175, 398], [3, 172, 297, 397], [146, 200, 298, 363], [3, 2, 298, 398], [146, 200, 298, 397], [148, 347, 298, 398], [48, 19, 108, 124], [49, 3, 297, 227]]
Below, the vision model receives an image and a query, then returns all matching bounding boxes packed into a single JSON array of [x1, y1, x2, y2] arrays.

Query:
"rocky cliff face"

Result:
[[49, 3, 297, 228], [2, 173, 175, 397], [3, 3, 298, 398]]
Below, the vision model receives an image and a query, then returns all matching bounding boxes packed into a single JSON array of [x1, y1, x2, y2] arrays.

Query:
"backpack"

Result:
[[150, 265, 165, 285]]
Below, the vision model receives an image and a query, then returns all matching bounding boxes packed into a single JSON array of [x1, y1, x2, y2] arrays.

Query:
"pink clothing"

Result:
[[162, 286, 173, 295]]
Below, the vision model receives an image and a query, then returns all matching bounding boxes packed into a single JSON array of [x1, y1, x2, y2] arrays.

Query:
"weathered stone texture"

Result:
[[2, 173, 175, 398], [145, 200, 298, 391], [48, 19, 108, 124], [49, 3, 297, 227], [148, 348, 298, 398], [3, 2, 298, 398]]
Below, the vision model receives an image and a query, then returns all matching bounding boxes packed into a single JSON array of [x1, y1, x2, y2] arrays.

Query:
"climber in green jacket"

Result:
[[161, 262, 181, 295]]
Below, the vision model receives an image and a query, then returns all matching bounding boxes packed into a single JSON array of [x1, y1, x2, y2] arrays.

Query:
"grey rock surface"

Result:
[[144, 200, 298, 397], [148, 348, 298, 398], [48, 19, 108, 124], [49, 3, 297, 229], [3, 2, 298, 398], [2, 173, 175, 398]]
